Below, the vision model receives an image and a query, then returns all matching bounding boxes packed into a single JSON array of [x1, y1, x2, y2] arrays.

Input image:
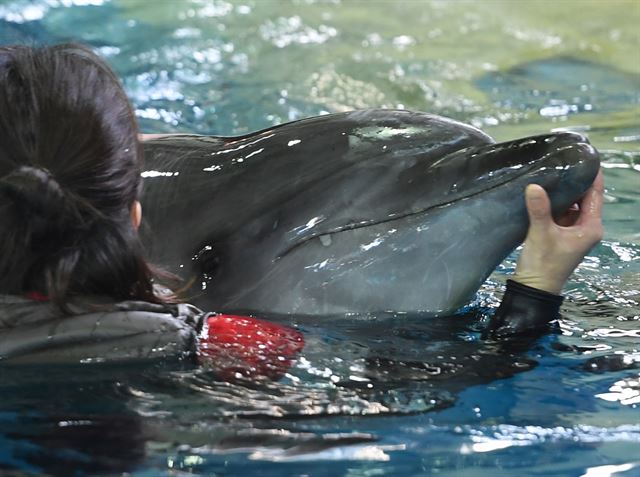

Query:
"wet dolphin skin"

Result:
[[141, 109, 599, 316]]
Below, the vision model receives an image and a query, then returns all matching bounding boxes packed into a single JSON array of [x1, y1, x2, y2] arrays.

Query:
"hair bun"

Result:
[[0, 166, 79, 230]]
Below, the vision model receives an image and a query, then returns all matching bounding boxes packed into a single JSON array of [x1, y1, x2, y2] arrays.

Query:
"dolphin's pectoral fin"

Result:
[[360, 352, 538, 389], [364, 356, 461, 382]]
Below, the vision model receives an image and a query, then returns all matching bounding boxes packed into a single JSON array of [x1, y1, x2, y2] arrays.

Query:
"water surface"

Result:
[[0, 1, 638, 476]]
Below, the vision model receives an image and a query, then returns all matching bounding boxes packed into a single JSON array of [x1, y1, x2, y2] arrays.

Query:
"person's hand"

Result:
[[513, 169, 604, 295]]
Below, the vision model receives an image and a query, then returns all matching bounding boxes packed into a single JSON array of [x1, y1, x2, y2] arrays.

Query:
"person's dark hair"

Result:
[[0, 43, 176, 309]]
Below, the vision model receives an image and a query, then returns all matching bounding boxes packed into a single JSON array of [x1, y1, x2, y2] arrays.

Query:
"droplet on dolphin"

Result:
[[319, 234, 332, 247]]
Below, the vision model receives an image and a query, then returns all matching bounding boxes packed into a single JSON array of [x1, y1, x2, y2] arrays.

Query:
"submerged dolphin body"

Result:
[[141, 110, 599, 316]]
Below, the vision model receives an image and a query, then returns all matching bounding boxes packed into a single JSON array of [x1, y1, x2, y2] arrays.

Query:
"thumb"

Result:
[[525, 184, 553, 230]]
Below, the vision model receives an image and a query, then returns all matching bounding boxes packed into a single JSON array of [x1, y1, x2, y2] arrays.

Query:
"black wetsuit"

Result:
[[485, 280, 564, 339]]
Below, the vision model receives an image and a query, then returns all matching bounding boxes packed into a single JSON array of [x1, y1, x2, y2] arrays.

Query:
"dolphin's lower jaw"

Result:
[[208, 190, 523, 316]]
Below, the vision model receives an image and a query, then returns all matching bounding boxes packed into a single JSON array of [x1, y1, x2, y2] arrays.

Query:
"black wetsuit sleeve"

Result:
[[483, 279, 564, 340]]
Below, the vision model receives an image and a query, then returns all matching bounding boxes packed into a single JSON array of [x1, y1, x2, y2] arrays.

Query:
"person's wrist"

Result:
[[511, 271, 564, 295]]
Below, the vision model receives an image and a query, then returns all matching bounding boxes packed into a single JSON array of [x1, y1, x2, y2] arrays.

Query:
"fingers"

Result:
[[588, 169, 604, 218], [525, 184, 553, 230], [573, 169, 604, 244], [576, 169, 604, 226]]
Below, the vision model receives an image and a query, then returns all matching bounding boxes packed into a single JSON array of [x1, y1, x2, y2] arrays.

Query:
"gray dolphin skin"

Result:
[[141, 109, 599, 317]]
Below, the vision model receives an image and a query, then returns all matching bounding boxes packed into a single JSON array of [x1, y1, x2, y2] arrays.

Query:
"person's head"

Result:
[[0, 43, 172, 308]]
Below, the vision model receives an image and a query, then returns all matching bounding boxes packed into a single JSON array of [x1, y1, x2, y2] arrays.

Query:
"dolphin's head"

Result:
[[142, 111, 599, 316]]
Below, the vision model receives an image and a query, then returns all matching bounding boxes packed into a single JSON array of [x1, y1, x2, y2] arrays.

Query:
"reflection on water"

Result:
[[459, 423, 640, 453], [0, 0, 639, 475], [597, 375, 640, 406]]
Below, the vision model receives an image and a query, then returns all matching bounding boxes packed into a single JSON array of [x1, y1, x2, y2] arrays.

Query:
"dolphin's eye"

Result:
[[192, 244, 221, 283]]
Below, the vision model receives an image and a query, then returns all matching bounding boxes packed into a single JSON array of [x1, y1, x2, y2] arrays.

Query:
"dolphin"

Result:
[[140, 109, 599, 316]]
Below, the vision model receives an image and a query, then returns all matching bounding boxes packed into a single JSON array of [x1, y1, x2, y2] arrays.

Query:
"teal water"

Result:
[[0, 0, 639, 476]]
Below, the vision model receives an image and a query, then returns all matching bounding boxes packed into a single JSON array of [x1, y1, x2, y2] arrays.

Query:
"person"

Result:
[[0, 44, 603, 375]]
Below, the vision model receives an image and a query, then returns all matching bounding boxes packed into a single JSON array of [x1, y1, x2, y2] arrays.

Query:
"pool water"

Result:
[[1, 0, 639, 476]]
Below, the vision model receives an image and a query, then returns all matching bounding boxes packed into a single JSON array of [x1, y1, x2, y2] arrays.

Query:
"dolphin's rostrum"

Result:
[[141, 109, 599, 316]]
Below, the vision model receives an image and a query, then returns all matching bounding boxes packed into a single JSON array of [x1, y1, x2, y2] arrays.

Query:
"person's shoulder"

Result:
[[0, 293, 205, 364]]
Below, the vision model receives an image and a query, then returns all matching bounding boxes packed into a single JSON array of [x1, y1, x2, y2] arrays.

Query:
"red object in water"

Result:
[[197, 314, 305, 382]]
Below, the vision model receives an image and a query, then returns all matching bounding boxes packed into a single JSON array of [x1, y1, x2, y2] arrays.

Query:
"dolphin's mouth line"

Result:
[[276, 144, 586, 261]]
